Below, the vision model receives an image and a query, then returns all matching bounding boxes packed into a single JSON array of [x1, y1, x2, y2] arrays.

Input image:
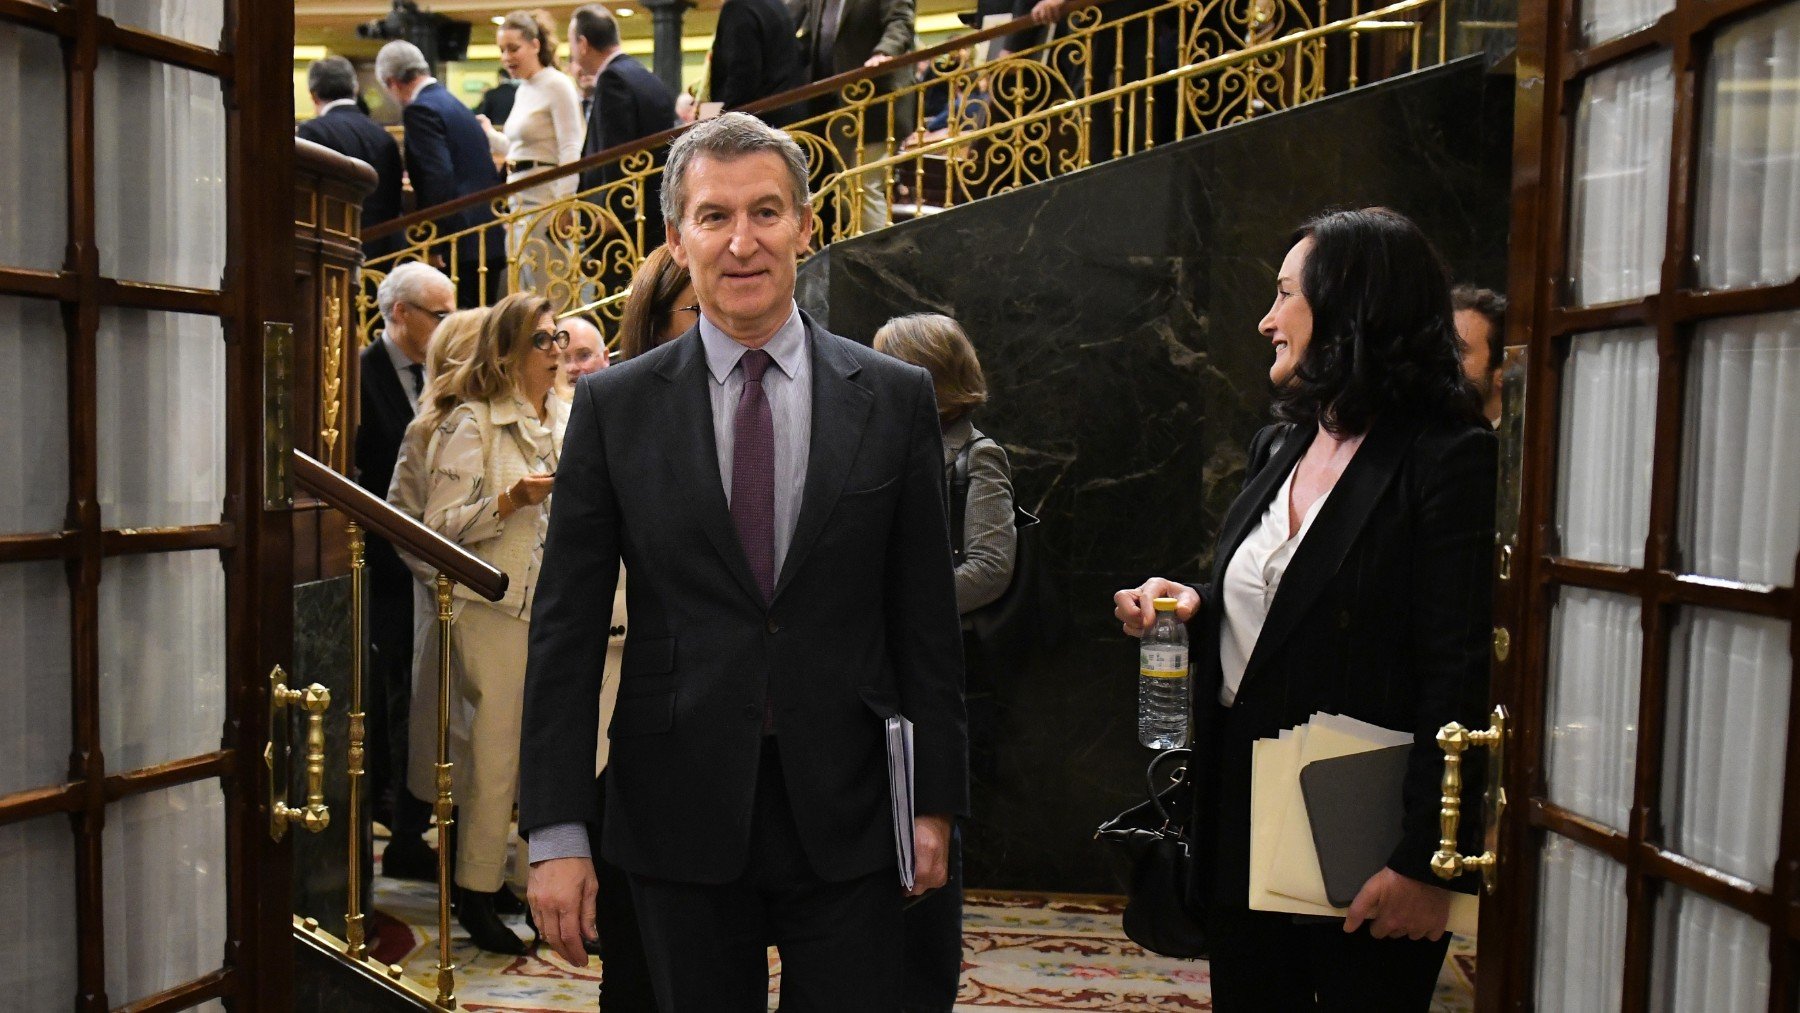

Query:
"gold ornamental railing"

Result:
[[357, 0, 1453, 347], [290, 450, 508, 1010]]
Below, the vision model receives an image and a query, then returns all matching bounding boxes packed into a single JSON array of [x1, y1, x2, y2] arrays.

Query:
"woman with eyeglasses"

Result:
[[421, 290, 571, 954]]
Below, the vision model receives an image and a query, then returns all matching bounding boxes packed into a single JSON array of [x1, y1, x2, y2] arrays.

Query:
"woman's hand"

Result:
[[1030, 0, 1067, 23], [511, 473, 555, 507], [1343, 867, 1452, 941], [1112, 578, 1201, 637]]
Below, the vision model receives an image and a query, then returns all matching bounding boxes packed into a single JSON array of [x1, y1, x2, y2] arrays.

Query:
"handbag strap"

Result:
[[1146, 747, 1191, 825]]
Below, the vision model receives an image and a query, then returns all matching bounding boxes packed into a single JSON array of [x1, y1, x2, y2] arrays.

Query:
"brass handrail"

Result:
[[292, 449, 508, 602]]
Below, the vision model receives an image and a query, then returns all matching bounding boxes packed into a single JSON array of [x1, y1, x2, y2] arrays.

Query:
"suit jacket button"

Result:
[[766, 618, 780, 634]]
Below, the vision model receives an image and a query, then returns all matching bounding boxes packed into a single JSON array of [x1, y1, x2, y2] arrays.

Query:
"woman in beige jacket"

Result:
[[420, 291, 570, 954]]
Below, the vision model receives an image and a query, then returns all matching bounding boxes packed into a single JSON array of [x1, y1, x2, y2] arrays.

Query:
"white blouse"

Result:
[[1217, 458, 1337, 706], [501, 65, 583, 203]]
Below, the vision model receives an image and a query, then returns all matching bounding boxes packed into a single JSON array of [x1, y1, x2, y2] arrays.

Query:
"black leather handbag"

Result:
[[1094, 747, 1210, 958]]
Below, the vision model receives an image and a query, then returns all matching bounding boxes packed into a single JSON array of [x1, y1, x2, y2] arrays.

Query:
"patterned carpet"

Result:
[[369, 870, 1476, 1011]]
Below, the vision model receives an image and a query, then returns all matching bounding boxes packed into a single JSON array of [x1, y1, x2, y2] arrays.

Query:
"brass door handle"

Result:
[[1430, 704, 1506, 893], [266, 665, 333, 841]]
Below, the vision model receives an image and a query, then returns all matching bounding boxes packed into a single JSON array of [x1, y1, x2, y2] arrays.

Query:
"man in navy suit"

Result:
[[708, 0, 807, 125], [567, 3, 678, 267], [297, 56, 405, 261], [376, 41, 507, 308]]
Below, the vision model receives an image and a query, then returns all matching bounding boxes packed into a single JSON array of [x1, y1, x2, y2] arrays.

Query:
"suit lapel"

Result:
[[773, 319, 872, 600], [1209, 425, 1312, 591], [654, 331, 767, 605], [368, 341, 413, 430], [1237, 413, 1427, 693]]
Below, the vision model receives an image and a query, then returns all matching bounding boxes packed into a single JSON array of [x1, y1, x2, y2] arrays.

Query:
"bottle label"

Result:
[[1140, 645, 1188, 679]]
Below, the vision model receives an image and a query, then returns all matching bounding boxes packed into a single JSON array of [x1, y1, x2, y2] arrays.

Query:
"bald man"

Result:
[[557, 315, 610, 397]]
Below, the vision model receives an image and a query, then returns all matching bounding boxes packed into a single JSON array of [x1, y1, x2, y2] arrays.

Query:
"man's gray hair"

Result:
[[376, 261, 452, 323], [308, 56, 358, 102], [374, 40, 430, 86], [661, 112, 811, 226]]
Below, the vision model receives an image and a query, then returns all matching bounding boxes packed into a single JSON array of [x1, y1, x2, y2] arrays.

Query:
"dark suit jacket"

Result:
[[355, 338, 419, 594], [580, 55, 677, 190], [402, 81, 505, 268], [298, 105, 406, 260], [1188, 414, 1495, 913], [519, 315, 969, 885], [793, 0, 916, 138], [711, 0, 807, 123]]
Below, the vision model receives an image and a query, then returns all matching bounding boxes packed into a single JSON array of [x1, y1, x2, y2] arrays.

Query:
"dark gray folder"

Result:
[[1298, 744, 1413, 907]]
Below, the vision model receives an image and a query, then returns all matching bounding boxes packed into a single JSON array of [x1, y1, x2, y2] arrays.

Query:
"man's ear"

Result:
[[796, 205, 815, 249], [666, 221, 687, 268]]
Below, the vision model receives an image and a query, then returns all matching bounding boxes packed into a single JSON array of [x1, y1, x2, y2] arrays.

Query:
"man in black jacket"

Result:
[[569, 5, 678, 194], [709, 0, 806, 124], [357, 261, 456, 879], [297, 56, 405, 261]]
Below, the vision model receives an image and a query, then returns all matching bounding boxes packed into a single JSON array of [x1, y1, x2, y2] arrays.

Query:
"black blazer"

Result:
[[402, 82, 505, 268], [1189, 414, 1495, 912], [355, 339, 418, 591], [711, 0, 806, 123], [519, 315, 969, 885], [297, 105, 406, 260], [579, 54, 677, 193]]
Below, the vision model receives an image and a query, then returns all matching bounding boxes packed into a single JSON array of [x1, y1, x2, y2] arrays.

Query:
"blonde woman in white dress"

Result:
[[482, 9, 584, 296]]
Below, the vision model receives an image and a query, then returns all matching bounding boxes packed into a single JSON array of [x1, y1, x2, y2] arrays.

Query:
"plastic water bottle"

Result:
[[1138, 597, 1189, 749]]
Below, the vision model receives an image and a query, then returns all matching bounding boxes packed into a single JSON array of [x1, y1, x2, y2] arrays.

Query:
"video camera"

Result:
[[356, 0, 472, 64]]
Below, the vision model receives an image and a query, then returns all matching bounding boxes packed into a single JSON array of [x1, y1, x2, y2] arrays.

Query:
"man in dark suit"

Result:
[[520, 112, 967, 1011], [568, 5, 678, 195], [297, 56, 406, 261], [357, 260, 456, 879], [375, 40, 506, 308], [709, 0, 807, 124], [791, 0, 916, 233]]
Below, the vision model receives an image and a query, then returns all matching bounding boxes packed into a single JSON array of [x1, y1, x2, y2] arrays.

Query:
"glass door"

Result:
[[0, 1, 297, 1009]]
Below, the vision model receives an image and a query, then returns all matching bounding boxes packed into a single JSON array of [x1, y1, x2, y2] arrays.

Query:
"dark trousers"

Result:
[[367, 585, 429, 839], [453, 257, 505, 310], [900, 824, 963, 1012], [628, 739, 904, 1013], [1207, 906, 1451, 1012], [593, 770, 657, 1011]]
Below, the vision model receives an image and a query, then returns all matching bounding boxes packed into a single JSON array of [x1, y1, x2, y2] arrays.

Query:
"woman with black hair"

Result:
[[1112, 207, 1496, 1010]]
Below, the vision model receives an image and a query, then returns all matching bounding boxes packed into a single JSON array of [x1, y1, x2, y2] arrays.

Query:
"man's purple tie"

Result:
[[731, 349, 777, 603]]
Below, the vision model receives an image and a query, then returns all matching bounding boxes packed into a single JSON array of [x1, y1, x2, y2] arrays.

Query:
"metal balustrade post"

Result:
[[345, 522, 368, 960], [433, 573, 458, 1009]]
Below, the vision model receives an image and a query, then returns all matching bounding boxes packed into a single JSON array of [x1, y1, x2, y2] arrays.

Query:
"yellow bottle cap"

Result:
[[1153, 597, 1179, 611]]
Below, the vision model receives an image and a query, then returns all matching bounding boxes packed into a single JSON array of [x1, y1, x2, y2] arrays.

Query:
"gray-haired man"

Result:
[[519, 112, 968, 1010]]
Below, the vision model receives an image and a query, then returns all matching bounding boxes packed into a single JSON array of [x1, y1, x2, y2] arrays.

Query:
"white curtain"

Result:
[[98, 552, 226, 774], [102, 780, 227, 1011], [93, 51, 225, 291], [0, 24, 66, 271], [1680, 313, 1800, 585], [96, 309, 225, 530], [1695, 3, 1800, 291], [0, 297, 68, 535], [1581, 0, 1674, 46], [1568, 50, 1674, 306], [0, 562, 71, 798], [1662, 608, 1790, 888], [96, 0, 225, 50], [1545, 587, 1644, 832], [1536, 834, 1628, 1011], [0, 817, 76, 1010], [1650, 886, 1771, 1013], [1557, 327, 1658, 567]]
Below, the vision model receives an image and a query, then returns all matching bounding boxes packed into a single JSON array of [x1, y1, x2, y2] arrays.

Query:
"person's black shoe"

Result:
[[379, 837, 439, 882], [491, 883, 526, 916], [457, 888, 529, 956]]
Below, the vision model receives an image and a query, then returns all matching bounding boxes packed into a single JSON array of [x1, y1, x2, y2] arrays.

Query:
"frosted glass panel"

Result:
[[1679, 313, 1800, 586], [0, 24, 67, 271], [1557, 328, 1658, 566], [1536, 835, 1627, 1012], [1546, 588, 1643, 831], [1650, 887, 1771, 1013], [1662, 609, 1790, 888], [97, 310, 225, 529], [0, 297, 68, 535], [94, 52, 225, 289], [99, 552, 225, 772], [1582, 0, 1672, 45], [103, 780, 227, 1007], [0, 817, 76, 1010], [99, 0, 225, 50], [0, 562, 71, 797], [1695, 2, 1800, 291], [1568, 51, 1674, 306]]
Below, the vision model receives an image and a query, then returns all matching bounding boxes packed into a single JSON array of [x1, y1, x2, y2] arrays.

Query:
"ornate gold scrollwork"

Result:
[[267, 665, 333, 841], [1430, 705, 1507, 894], [320, 290, 345, 467]]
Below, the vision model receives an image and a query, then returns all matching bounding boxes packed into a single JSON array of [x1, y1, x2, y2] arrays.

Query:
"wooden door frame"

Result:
[[0, 1, 296, 1009], [1489, 0, 1800, 1009]]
